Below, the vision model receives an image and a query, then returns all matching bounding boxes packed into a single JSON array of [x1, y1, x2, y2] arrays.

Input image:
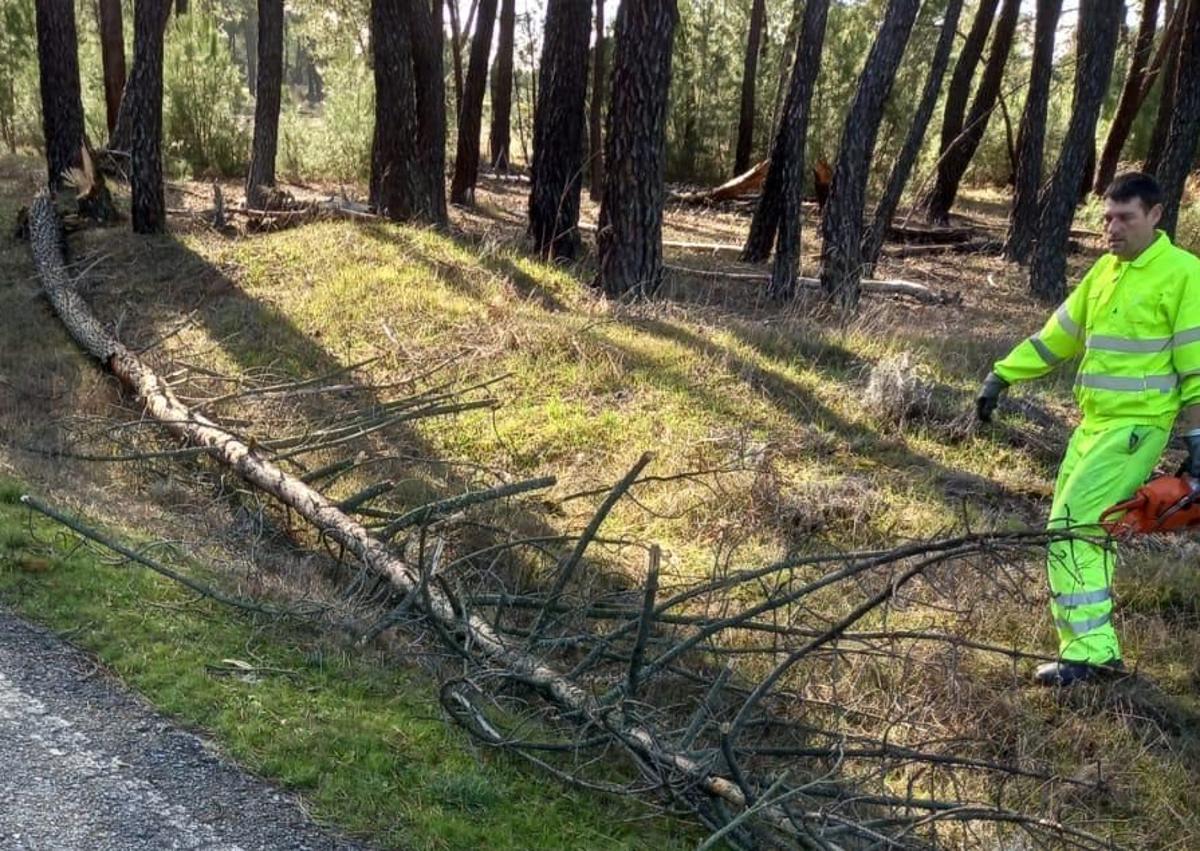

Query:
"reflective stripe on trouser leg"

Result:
[[1045, 424, 1168, 664]]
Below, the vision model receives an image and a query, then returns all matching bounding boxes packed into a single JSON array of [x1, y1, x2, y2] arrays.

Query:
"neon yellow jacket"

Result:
[[994, 231, 1200, 430]]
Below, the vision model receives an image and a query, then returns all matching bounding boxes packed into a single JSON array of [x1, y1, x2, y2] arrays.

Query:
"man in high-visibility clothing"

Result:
[[976, 172, 1200, 686]]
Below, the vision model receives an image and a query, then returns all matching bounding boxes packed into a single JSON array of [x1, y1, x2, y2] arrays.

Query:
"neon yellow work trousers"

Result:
[[1046, 423, 1168, 664]]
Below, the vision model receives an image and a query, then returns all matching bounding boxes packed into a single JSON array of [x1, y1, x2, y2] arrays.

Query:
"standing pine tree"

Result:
[[733, 0, 767, 177], [1029, 0, 1122, 300], [1155, 0, 1200, 236], [818, 0, 921, 309], [528, 0, 591, 260], [97, 0, 126, 135], [595, 0, 678, 298], [1003, 0, 1062, 263], [924, 0, 1020, 225], [862, 0, 964, 275], [451, 0, 499, 205], [129, 0, 170, 233], [490, 0, 516, 172], [246, 0, 283, 208], [741, 0, 830, 302]]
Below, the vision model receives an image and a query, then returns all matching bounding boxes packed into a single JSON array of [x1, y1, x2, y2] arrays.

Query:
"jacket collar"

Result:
[[1127, 230, 1171, 268]]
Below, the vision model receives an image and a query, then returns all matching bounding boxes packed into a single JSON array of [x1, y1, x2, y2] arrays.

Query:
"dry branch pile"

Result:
[[25, 191, 1132, 850]]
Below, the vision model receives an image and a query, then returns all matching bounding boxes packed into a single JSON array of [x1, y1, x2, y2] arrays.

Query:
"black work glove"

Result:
[[1180, 432, 1200, 480], [975, 372, 1009, 423]]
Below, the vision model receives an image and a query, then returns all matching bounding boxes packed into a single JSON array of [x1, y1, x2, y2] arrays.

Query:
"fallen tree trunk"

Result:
[[23, 190, 789, 837], [663, 262, 956, 304]]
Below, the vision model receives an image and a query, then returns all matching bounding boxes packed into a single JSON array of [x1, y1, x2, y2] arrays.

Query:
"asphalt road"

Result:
[[0, 605, 371, 851]]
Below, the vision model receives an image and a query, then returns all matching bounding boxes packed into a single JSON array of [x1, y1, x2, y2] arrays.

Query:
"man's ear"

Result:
[[1148, 203, 1164, 226]]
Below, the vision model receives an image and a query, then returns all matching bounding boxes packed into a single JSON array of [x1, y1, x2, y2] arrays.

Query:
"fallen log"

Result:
[[663, 262, 956, 304], [24, 191, 796, 839]]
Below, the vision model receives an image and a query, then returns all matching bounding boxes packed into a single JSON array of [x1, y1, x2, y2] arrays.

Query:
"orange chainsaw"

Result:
[[1101, 475, 1200, 536]]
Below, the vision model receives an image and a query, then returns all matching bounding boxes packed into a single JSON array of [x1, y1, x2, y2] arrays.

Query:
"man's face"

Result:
[[1103, 196, 1162, 260]]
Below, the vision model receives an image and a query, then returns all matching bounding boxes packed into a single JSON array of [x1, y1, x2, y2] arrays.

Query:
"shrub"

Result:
[[163, 14, 250, 177]]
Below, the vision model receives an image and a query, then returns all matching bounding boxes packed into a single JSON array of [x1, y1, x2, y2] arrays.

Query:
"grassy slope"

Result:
[[2, 155, 1200, 846]]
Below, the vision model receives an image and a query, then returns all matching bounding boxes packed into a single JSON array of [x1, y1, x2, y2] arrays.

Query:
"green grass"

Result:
[[0, 479, 696, 850]]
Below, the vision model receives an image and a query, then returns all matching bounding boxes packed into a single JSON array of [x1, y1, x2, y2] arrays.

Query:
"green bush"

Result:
[[0, 4, 41, 155], [279, 53, 373, 183], [163, 14, 250, 177]]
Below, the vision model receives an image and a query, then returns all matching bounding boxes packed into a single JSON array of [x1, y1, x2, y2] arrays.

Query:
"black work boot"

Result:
[[1034, 659, 1124, 687]]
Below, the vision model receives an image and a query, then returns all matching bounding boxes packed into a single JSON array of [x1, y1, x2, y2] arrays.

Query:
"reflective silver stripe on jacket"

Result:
[[1055, 305, 1082, 338], [1086, 334, 1171, 353], [1084, 326, 1200, 352], [1075, 373, 1179, 392], [1054, 588, 1111, 607], [1031, 336, 1065, 366], [1055, 612, 1112, 635]]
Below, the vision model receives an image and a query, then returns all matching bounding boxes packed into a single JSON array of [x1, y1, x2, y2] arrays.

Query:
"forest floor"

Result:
[[2, 154, 1200, 849]]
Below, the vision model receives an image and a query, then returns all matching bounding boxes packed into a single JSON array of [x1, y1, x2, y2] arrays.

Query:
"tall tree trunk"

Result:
[[246, 0, 283, 207], [1144, 2, 1185, 173], [734, 0, 767, 176], [370, 0, 422, 220], [595, 0, 677, 299], [491, 0, 516, 172], [1156, 0, 1200, 236], [818, 0, 921, 310], [107, 1, 171, 152], [924, 0, 1020, 225], [447, 0, 466, 118], [97, 0, 126, 135], [36, 0, 116, 219], [925, 0, 1001, 223], [34, 0, 85, 190], [130, 0, 170, 234], [1003, 0, 1063, 263], [245, 9, 258, 95], [1029, 0, 1122, 301], [862, 0, 964, 275], [1094, 0, 1161, 193], [769, 0, 804, 134], [741, 0, 831, 301], [409, 0, 448, 225], [587, 0, 605, 199], [527, 0, 591, 260], [451, 0, 499, 205]]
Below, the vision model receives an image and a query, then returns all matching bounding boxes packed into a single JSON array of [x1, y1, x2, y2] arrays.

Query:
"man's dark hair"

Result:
[[1104, 172, 1163, 210]]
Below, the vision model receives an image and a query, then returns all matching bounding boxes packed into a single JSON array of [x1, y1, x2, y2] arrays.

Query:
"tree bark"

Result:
[[1003, 0, 1063, 263], [528, 0, 591, 260], [130, 0, 170, 234], [742, 0, 830, 300], [35, 0, 86, 191], [587, 0, 605, 200], [246, 0, 283, 207], [734, 0, 767, 177], [595, 0, 678, 299], [109, 1, 174, 152], [409, 0, 449, 225], [862, 0, 965, 275], [97, 0, 126, 136], [447, 0, 466, 117], [924, 0, 1001, 224], [818, 0, 922, 310], [1029, 0, 1122, 301], [1094, 0, 1161, 193], [370, 0, 422, 221], [490, 0, 516, 172], [451, 0, 499, 205], [1144, 1, 1186, 174], [1155, 0, 1200, 236]]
